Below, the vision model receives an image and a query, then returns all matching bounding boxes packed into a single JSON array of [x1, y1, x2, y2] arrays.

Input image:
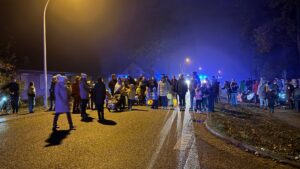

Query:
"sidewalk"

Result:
[[0, 107, 48, 123], [200, 102, 300, 167]]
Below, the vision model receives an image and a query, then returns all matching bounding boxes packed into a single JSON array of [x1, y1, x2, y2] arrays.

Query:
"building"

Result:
[[16, 69, 79, 100]]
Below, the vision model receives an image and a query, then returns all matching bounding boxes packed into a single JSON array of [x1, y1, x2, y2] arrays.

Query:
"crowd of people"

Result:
[[1, 72, 300, 131], [222, 78, 300, 113]]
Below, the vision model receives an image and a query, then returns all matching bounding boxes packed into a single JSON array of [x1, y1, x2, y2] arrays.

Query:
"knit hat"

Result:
[[81, 73, 87, 79], [56, 74, 66, 83]]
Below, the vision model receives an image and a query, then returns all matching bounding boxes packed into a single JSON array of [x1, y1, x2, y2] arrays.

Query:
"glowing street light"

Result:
[[198, 66, 202, 71], [218, 70, 222, 74], [185, 57, 191, 64]]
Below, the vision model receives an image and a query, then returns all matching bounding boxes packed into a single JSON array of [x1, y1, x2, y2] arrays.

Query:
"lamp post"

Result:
[[43, 0, 51, 108], [179, 57, 191, 75]]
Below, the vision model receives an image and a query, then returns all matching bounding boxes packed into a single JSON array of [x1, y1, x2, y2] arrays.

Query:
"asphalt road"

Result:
[[0, 104, 295, 169]]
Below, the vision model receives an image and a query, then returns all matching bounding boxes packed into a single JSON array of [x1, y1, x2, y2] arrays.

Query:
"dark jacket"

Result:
[[177, 79, 188, 95], [94, 82, 106, 105], [108, 79, 117, 95], [2, 82, 19, 97], [49, 81, 56, 99], [171, 79, 178, 93]]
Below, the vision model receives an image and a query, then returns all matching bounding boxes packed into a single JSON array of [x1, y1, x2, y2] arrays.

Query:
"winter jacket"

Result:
[[152, 87, 158, 100], [3, 82, 19, 97], [79, 80, 90, 99], [72, 82, 80, 98], [55, 82, 71, 113], [93, 82, 106, 105], [252, 82, 259, 94], [177, 79, 188, 95], [257, 83, 267, 99], [230, 82, 239, 93], [189, 78, 198, 93], [114, 82, 123, 94], [27, 86, 36, 97], [158, 80, 169, 97], [127, 84, 136, 100], [49, 82, 56, 99], [108, 79, 117, 94], [195, 88, 202, 100]]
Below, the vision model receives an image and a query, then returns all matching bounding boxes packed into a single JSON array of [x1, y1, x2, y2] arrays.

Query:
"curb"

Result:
[[204, 120, 300, 168]]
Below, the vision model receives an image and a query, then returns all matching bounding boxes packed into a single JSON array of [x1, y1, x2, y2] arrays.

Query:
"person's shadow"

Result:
[[81, 116, 94, 123], [98, 119, 117, 126], [45, 130, 70, 147]]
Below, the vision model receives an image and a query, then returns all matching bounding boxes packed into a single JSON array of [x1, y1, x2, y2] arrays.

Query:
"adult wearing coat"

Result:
[[27, 81, 36, 113], [48, 76, 57, 111], [177, 74, 188, 110], [72, 76, 81, 113], [79, 73, 90, 120], [257, 79, 267, 109], [158, 76, 170, 109], [93, 77, 106, 121], [52, 75, 75, 131], [108, 74, 117, 95], [2, 78, 20, 113]]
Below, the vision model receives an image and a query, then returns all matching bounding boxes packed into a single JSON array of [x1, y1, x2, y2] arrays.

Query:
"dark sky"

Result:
[[0, 0, 264, 79]]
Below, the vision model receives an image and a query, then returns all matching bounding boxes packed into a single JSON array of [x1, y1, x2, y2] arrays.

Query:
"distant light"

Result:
[[185, 57, 191, 64], [185, 80, 190, 85], [218, 70, 222, 74], [202, 80, 207, 84], [278, 93, 286, 100], [198, 66, 202, 71], [2, 96, 7, 102]]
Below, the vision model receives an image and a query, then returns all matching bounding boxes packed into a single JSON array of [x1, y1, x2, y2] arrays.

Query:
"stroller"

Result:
[[107, 94, 122, 112]]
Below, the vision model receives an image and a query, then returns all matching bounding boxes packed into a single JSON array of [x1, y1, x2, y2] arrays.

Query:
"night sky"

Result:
[[0, 0, 266, 79]]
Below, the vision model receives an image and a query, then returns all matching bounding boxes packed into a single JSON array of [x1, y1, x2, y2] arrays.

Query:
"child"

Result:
[[136, 85, 142, 105], [151, 87, 158, 109], [195, 84, 202, 112], [127, 84, 136, 111], [145, 86, 152, 106]]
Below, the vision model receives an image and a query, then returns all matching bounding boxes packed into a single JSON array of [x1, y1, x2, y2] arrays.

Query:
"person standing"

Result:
[[266, 89, 276, 113], [208, 77, 217, 112], [222, 81, 231, 104], [176, 74, 188, 110], [52, 75, 75, 131], [257, 79, 268, 109], [158, 76, 170, 110], [230, 80, 239, 106], [72, 76, 81, 113], [252, 80, 259, 104], [27, 82, 36, 113], [195, 83, 202, 112], [201, 83, 209, 111], [171, 76, 178, 97], [151, 87, 159, 109], [93, 77, 106, 122], [2, 78, 20, 113], [189, 72, 199, 111], [48, 76, 57, 111], [127, 84, 136, 111], [79, 73, 90, 120], [108, 74, 117, 95]]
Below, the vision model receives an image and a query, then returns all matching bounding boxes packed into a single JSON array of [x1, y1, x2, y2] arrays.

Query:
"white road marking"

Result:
[[147, 109, 177, 169]]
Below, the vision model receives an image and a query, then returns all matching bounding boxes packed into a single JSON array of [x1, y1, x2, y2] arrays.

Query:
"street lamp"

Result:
[[185, 57, 191, 64], [43, 0, 51, 108]]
